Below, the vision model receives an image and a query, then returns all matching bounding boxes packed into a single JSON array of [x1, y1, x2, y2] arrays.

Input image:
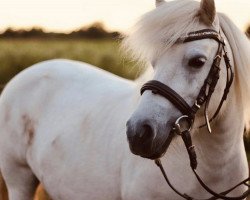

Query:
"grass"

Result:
[[0, 38, 141, 85]]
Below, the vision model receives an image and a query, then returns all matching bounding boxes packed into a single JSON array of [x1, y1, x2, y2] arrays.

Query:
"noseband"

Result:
[[140, 29, 250, 199]]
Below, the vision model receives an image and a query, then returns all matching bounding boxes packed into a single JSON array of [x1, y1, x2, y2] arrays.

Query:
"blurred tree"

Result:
[[70, 22, 121, 39], [246, 25, 250, 38], [2, 28, 16, 37], [85, 22, 107, 38], [1, 27, 45, 38]]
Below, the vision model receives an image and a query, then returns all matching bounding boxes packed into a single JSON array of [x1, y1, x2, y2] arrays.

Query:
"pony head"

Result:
[[125, 0, 250, 159]]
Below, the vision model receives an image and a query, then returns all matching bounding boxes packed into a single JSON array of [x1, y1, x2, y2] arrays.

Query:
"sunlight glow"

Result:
[[0, 0, 249, 33]]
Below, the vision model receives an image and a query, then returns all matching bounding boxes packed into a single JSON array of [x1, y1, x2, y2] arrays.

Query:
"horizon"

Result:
[[1, 0, 250, 33], [0, 22, 117, 34]]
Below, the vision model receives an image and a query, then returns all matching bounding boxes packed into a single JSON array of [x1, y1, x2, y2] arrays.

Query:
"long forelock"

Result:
[[122, 0, 202, 63]]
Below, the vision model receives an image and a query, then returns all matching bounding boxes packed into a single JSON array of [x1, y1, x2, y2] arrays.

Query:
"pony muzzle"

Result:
[[126, 119, 174, 159]]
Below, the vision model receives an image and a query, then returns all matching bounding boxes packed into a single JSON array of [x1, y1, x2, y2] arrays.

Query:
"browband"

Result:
[[179, 29, 225, 44]]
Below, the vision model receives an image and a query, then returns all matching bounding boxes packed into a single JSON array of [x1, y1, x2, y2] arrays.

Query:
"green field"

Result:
[[0, 38, 249, 200], [0, 38, 141, 85]]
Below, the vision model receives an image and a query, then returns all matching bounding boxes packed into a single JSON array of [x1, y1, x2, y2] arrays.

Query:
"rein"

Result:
[[140, 29, 250, 199]]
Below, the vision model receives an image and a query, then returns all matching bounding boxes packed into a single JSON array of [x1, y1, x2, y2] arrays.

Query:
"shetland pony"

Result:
[[0, 0, 250, 199]]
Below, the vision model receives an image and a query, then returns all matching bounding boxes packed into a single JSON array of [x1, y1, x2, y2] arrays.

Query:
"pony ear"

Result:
[[199, 0, 216, 25], [155, 0, 166, 7]]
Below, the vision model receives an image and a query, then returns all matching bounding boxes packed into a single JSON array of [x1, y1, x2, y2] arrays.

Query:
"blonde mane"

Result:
[[122, 0, 201, 62], [123, 0, 250, 129], [218, 13, 250, 130]]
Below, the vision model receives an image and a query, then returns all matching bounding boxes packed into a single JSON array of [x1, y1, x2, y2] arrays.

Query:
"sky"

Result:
[[0, 0, 249, 33]]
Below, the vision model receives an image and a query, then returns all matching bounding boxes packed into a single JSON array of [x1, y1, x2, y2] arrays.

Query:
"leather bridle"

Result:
[[140, 29, 250, 199]]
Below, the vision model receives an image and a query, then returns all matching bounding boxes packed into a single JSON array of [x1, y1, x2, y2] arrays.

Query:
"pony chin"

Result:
[[139, 144, 172, 160], [146, 133, 174, 160]]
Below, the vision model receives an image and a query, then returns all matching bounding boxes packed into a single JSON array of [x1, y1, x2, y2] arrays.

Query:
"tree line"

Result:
[[0, 22, 121, 39], [0, 23, 249, 40], [1, 22, 249, 39]]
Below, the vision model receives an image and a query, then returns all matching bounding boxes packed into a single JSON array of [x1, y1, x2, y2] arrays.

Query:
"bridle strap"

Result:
[[140, 35, 225, 128], [200, 47, 234, 127], [155, 159, 250, 200], [192, 168, 250, 200], [155, 129, 250, 200], [194, 37, 224, 132], [141, 29, 227, 132], [141, 80, 195, 118], [155, 159, 196, 200]]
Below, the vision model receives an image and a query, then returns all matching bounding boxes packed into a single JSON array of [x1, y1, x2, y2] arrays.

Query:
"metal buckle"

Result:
[[194, 100, 201, 109], [173, 115, 193, 135], [214, 55, 221, 61]]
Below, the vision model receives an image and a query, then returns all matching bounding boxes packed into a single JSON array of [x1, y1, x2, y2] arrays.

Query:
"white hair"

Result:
[[122, 0, 201, 62], [218, 13, 250, 130], [123, 0, 250, 130]]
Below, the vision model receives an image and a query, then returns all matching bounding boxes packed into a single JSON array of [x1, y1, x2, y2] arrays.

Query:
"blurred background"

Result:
[[0, 0, 250, 199]]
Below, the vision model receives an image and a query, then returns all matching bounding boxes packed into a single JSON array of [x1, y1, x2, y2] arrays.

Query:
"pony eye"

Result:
[[188, 56, 206, 68]]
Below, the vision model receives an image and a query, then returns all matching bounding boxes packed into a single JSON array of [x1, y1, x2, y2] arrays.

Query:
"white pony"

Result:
[[0, 0, 250, 199]]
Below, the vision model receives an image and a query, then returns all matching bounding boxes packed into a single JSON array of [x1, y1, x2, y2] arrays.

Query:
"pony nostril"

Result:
[[126, 119, 154, 146], [126, 119, 155, 156], [139, 124, 154, 142]]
